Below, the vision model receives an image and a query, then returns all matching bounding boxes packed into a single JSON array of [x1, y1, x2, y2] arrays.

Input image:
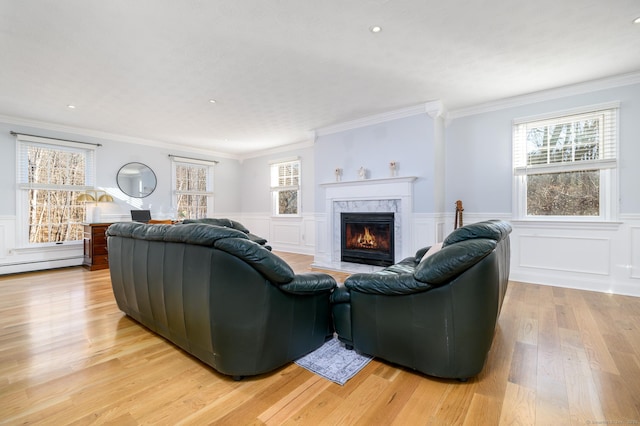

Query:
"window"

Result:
[[270, 158, 301, 216], [171, 156, 215, 219], [16, 134, 96, 245], [513, 102, 618, 220]]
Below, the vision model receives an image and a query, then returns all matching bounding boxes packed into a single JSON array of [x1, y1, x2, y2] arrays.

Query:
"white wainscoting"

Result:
[[411, 213, 445, 251], [509, 216, 640, 297], [0, 217, 7, 261], [518, 235, 611, 275], [238, 213, 317, 255], [0, 215, 84, 275], [632, 226, 640, 280]]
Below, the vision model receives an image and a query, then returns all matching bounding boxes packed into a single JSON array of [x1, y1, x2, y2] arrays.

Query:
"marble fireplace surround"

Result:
[[319, 176, 417, 272]]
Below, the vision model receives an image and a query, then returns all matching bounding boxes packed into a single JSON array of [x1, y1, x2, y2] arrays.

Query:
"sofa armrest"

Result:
[[344, 273, 431, 295], [214, 238, 295, 284], [414, 238, 497, 285], [330, 286, 353, 346], [278, 273, 337, 295], [330, 286, 351, 303]]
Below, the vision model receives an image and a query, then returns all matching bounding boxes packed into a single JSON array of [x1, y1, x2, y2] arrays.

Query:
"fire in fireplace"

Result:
[[341, 212, 394, 266]]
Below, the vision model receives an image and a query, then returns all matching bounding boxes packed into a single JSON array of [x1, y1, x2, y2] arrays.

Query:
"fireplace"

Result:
[[341, 212, 395, 267]]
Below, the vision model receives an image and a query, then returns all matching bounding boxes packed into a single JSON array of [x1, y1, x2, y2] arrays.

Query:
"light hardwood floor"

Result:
[[1, 252, 639, 425]]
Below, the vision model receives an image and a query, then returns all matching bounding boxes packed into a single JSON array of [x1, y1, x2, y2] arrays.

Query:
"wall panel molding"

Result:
[[631, 226, 640, 279], [517, 234, 610, 275]]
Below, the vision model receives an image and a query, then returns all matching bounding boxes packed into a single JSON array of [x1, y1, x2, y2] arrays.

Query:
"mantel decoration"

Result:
[[389, 161, 397, 177], [335, 167, 342, 182], [77, 189, 114, 223], [358, 166, 367, 180]]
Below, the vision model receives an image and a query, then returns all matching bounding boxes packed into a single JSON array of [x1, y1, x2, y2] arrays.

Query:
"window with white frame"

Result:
[[270, 158, 300, 216], [16, 134, 96, 245], [512, 102, 618, 220], [171, 156, 215, 219]]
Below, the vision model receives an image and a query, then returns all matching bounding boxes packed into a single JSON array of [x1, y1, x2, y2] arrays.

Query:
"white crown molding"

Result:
[[0, 114, 240, 160], [314, 100, 445, 137], [446, 71, 640, 120], [238, 139, 315, 162]]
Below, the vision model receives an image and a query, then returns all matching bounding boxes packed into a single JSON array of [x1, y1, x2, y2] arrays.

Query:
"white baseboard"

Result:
[[0, 257, 83, 275]]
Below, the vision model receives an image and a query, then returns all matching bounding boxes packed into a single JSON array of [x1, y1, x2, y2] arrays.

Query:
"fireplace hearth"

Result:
[[341, 212, 395, 267]]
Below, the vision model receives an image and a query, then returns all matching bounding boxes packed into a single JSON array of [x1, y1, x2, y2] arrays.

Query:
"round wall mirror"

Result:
[[116, 162, 157, 198]]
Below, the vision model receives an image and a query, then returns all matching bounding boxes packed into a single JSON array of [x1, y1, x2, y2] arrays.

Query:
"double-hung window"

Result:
[[171, 156, 215, 219], [16, 134, 96, 245], [270, 158, 301, 216], [512, 102, 618, 220]]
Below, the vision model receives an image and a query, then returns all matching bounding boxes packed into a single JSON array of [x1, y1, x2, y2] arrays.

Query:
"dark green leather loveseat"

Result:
[[331, 220, 511, 380], [106, 222, 337, 379]]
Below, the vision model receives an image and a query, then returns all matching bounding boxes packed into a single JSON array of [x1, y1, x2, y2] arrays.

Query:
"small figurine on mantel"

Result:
[[358, 166, 367, 180], [335, 167, 342, 182], [389, 161, 397, 177]]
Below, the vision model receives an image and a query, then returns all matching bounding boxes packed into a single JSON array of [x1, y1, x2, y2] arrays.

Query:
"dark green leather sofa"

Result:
[[331, 220, 511, 380], [106, 222, 337, 379]]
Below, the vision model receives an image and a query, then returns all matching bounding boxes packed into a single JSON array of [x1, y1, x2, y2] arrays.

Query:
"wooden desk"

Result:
[[82, 223, 112, 271]]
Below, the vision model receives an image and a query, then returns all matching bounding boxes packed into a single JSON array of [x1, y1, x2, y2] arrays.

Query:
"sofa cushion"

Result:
[[214, 238, 295, 284], [183, 218, 251, 233], [246, 232, 268, 245], [345, 272, 432, 295], [380, 258, 417, 275], [107, 222, 248, 246], [443, 221, 508, 246], [279, 273, 337, 294], [106, 221, 146, 238], [414, 238, 497, 285]]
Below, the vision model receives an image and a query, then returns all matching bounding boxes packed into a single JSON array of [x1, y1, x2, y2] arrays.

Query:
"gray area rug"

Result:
[[295, 337, 373, 385]]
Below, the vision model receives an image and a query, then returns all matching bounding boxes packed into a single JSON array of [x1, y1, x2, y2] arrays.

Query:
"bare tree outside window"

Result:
[[173, 161, 214, 219], [22, 144, 90, 244], [527, 171, 599, 216], [278, 190, 298, 215]]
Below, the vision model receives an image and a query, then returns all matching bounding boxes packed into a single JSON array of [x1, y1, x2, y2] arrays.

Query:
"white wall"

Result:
[[314, 113, 435, 213]]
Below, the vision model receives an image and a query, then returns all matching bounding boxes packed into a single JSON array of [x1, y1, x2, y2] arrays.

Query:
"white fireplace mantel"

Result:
[[320, 176, 417, 190], [318, 176, 417, 272]]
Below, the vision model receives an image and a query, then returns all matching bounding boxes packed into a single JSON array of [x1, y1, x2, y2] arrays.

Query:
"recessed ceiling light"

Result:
[[634, 16, 640, 24], [209, 99, 217, 104], [370, 25, 382, 33], [67, 104, 76, 109]]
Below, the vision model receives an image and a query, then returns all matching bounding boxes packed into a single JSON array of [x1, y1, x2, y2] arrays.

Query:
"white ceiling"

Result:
[[1, 1, 639, 156]]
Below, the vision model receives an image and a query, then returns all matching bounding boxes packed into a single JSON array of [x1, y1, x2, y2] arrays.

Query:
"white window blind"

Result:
[[17, 134, 96, 190], [513, 103, 618, 176], [270, 160, 300, 191]]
